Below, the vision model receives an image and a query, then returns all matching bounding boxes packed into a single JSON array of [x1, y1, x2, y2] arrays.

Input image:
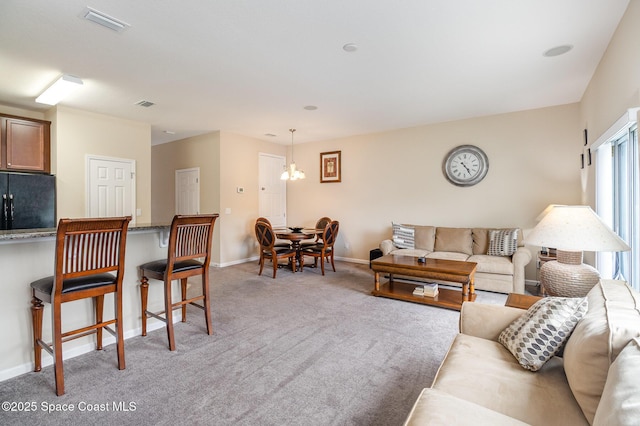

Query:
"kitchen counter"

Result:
[[0, 222, 170, 242], [0, 222, 178, 383]]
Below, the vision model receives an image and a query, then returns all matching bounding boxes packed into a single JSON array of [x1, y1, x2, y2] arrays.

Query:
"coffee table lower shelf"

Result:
[[372, 280, 476, 311]]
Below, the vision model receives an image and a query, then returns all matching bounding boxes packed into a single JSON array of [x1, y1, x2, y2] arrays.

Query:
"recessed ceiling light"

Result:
[[303, 105, 318, 111], [543, 45, 573, 57], [163, 130, 175, 135], [343, 43, 358, 52], [264, 133, 277, 137]]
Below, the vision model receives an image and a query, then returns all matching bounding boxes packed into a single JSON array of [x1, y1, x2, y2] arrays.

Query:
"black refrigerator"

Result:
[[0, 172, 56, 230]]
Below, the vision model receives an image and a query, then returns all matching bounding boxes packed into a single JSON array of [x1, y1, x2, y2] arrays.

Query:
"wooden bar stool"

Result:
[[30, 216, 131, 396], [139, 214, 218, 351]]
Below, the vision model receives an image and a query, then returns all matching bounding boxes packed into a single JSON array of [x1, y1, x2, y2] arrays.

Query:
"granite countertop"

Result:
[[0, 222, 170, 242]]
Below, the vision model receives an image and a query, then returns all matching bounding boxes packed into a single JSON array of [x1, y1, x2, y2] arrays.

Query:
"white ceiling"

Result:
[[0, 0, 630, 145]]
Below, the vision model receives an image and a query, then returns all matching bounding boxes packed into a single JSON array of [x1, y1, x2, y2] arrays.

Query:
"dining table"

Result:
[[275, 228, 322, 271]]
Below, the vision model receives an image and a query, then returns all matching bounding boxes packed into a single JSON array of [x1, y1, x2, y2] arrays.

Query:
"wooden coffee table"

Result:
[[371, 254, 477, 311]]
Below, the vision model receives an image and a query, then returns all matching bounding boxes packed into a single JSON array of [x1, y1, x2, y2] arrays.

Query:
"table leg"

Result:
[[291, 241, 302, 272], [462, 281, 469, 302], [374, 272, 380, 292], [469, 275, 475, 297]]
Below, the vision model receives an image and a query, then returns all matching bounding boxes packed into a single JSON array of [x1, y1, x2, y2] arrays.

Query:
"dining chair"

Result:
[[301, 216, 332, 248], [139, 214, 218, 351], [30, 216, 131, 396], [301, 220, 339, 275], [256, 217, 291, 248], [255, 219, 298, 278]]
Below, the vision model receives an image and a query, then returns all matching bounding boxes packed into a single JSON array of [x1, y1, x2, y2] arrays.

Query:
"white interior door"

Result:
[[258, 153, 286, 227], [87, 155, 136, 222], [175, 168, 200, 215]]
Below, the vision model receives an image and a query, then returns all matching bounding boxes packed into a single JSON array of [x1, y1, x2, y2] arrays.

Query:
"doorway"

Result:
[[258, 153, 286, 227], [175, 167, 200, 215], [86, 155, 136, 222]]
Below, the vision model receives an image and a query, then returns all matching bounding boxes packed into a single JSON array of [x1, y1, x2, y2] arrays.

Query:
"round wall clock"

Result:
[[442, 145, 489, 187]]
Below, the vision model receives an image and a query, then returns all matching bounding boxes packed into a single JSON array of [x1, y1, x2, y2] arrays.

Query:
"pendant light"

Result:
[[281, 128, 305, 180]]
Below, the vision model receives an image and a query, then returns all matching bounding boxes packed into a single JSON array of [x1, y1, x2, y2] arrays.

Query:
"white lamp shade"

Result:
[[525, 205, 630, 252]]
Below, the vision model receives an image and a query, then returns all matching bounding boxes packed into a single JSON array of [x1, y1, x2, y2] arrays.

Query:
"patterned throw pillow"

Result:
[[392, 222, 415, 249], [488, 229, 519, 256], [498, 297, 588, 371]]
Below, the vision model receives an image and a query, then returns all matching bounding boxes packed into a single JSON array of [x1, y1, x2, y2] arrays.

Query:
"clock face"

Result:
[[443, 145, 489, 187]]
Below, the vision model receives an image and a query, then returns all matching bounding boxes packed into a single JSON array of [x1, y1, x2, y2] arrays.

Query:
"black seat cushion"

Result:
[[302, 245, 332, 254], [30, 273, 117, 295], [263, 247, 296, 256], [139, 259, 203, 274]]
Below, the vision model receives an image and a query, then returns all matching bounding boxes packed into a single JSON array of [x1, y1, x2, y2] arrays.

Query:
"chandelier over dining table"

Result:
[[281, 128, 305, 180]]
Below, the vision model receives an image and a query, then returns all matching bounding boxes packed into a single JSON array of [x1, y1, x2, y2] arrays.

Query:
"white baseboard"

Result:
[[0, 315, 180, 382]]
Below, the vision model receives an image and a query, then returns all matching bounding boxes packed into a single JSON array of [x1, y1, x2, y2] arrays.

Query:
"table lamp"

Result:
[[525, 205, 631, 297]]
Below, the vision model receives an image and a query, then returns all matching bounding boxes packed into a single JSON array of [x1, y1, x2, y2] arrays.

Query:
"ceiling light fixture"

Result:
[[543, 45, 573, 57], [83, 7, 129, 33], [280, 129, 305, 181], [35, 74, 83, 105], [303, 105, 318, 111]]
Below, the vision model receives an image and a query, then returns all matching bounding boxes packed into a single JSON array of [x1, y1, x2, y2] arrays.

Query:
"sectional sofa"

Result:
[[404, 279, 640, 425], [380, 225, 531, 294]]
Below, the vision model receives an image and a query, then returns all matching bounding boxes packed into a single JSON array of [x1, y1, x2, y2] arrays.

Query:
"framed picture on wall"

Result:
[[320, 151, 341, 183]]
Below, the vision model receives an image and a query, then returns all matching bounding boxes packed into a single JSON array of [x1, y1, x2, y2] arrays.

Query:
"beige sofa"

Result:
[[380, 225, 531, 294], [404, 279, 640, 425]]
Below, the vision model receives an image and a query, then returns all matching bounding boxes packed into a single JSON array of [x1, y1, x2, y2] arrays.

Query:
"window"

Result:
[[595, 110, 638, 290]]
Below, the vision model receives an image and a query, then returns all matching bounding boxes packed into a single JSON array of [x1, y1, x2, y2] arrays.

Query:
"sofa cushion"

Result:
[[412, 225, 436, 251], [473, 228, 523, 255], [425, 251, 470, 262], [404, 388, 529, 426], [388, 248, 431, 258], [488, 229, 519, 256], [593, 337, 640, 426], [433, 333, 588, 425], [498, 297, 588, 371], [434, 227, 473, 255], [392, 222, 415, 249], [563, 280, 640, 424], [472, 228, 490, 255], [467, 254, 514, 275]]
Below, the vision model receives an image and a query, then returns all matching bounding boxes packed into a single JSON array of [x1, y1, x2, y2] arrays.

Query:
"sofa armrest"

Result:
[[380, 239, 396, 255], [403, 388, 529, 426], [511, 247, 532, 294], [459, 302, 525, 341]]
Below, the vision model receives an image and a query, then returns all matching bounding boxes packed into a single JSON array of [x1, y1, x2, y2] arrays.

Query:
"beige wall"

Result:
[[580, 0, 640, 206], [50, 106, 152, 222], [0, 105, 152, 223], [285, 104, 582, 281], [151, 130, 286, 265], [151, 131, 221, 223]]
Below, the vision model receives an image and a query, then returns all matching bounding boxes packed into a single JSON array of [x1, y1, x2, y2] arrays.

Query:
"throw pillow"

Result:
[[563, 280, 640, 424], [498, 297, 588, 371], [392, 222, 415, 249], [488, 228, 519, 256], [593, 337, 640, 426]]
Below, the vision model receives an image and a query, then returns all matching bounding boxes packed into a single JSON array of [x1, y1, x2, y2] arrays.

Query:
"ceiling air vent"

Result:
[[135, 100, 155, 108], [83, 7, 129, 33]]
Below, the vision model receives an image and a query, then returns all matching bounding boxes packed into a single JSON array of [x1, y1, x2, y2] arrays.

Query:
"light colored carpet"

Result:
[[0, 261, 506, 425]]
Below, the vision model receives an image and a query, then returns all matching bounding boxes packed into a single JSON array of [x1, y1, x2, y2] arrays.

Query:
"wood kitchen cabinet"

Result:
[[1, 114, 51, 173]]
